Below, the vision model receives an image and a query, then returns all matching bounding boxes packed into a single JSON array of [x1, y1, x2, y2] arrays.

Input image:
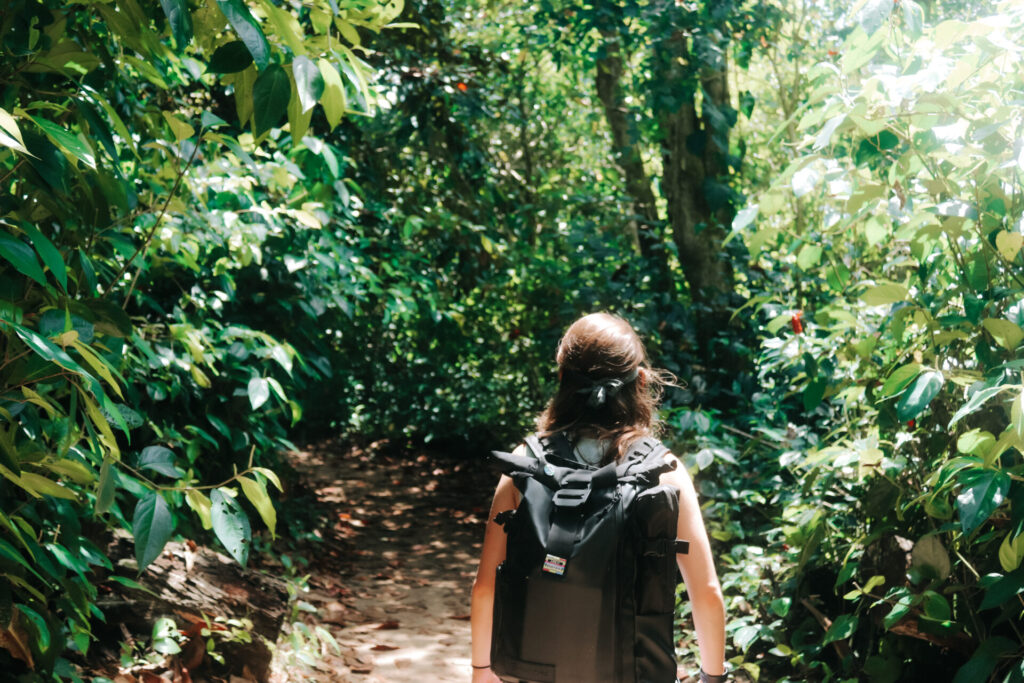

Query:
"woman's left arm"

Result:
[[469, 472, 517, 682], [662, 456, 727, 678]]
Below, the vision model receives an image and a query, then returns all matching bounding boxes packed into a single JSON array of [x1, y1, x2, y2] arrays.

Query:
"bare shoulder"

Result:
[[659, 451, 695, 490], [501, 443, 529, 507]]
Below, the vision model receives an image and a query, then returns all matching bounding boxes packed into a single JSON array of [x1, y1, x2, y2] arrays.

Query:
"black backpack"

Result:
[[489, 433, 689, 683]]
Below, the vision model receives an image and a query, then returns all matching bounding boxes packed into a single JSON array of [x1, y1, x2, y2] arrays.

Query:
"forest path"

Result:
[[269, 438, 495, 682]]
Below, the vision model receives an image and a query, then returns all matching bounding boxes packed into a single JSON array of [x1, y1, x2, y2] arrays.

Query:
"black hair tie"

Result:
[[576, 367, 640, 408]]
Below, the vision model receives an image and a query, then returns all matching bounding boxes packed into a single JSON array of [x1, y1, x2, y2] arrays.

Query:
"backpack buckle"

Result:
[[552, 486, 590, 507], [552, 471, 592, 507]]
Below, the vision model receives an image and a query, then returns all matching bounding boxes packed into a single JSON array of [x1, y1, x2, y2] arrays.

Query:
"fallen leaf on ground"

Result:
[[371, 644, 399, 651], [343, 652, 374, 673], [375, 620, 400, 630]]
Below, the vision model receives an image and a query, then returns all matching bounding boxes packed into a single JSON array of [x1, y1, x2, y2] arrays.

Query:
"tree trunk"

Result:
[[656, 29, 734, 304], [595, 35, 667, 278]]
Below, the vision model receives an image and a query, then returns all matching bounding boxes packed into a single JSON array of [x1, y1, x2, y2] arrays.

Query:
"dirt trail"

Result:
[[271, 439, 495, 682]]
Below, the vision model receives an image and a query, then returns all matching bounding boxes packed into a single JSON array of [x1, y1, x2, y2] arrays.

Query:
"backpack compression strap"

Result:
[[524, 433, 576, 466], [617, 436, 676, 487]]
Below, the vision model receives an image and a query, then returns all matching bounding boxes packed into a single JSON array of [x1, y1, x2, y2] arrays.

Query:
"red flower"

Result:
[[790, 311, 804, 335], [456, 82, 468, 92]]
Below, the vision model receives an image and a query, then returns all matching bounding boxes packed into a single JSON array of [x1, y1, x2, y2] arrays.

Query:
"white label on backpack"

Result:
[[542, 554, 567, 575]]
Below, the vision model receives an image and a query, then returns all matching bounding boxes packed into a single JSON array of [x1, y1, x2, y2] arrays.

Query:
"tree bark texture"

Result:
[[594, 36, 666, 271], [594, 23, 734, 305], [656, 28, 734, 303]]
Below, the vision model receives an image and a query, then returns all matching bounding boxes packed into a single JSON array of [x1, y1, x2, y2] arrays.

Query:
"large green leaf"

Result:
[[0, 539, 50, 586], [956, 429, 995, 456], [95, 456, 115, 515], [252, 65, 290, 135], [28, 115, 95, 168], [138, 446, 185, 479], [78, 99, 119, 166], [247, 376, 270, 410], [910, 535, 951, 580], [956, 468, 1011, 535], [20, 223, 67, 291], [24, 130, 69, 192], [286, 70, 312, 142], [318, 58, 346, 128], [855, 0, 894, 36], [0, 539, 35, 575], [133, 492, 173, 571], [731, 204, 758, 232], [796, 244, 823, 270], [803, 377, 827, 412], [860, 283, 908, 306], [982, 318, 1024, 351], [0, 233, 48, 288], [879, 363, 921, 398], [216, 0, 271, 70], [15, 603, 51, 653], [208, 41, 253, 74], [895, 370, 943, 421], [5, 321, 104, 397], [979, 566, 1024, 610], [292, 56, 324, 113], [239, 475, 276, 538], [159, 0, 193, 50], [19, 472, 77, 500], [949, 385, 1006, 428], [999, 527, 1024, 572], [822, 614, 857, 645], [38, 310, 93, 343], [151, 616, 181, 654], [211, 488, 250, 566], [0, 107, 29, 154], [952, 637, 1017, 683], [883, 592, 916, 628]]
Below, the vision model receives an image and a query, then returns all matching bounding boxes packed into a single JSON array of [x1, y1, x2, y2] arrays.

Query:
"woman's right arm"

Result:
[[470, 472, 518, 682], [663, 456, 727, 679]]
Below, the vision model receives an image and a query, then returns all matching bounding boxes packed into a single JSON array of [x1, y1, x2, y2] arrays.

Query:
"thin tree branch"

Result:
[[101, 131, 204, 306]]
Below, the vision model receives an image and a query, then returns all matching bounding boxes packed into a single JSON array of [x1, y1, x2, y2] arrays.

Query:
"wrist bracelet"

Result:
[[699, 668, 728, 683], [472, 663, 491, 670]]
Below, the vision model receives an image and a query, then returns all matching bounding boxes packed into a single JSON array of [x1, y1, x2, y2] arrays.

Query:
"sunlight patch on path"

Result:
[[270, 440, 492, 682]]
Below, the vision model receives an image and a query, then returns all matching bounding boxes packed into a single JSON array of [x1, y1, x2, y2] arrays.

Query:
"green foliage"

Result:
[[725, 0, 1024, 678], [0, 0, 398, 674], [4, 0, 1022, 678]]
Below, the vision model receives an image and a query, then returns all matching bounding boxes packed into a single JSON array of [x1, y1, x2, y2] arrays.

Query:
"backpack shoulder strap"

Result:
[[524, 434, 545, 460], [538, 432, 577, 464], [490, 448, 541, 477], [491, 436, 567, 490], [617, 436, 676, 485]]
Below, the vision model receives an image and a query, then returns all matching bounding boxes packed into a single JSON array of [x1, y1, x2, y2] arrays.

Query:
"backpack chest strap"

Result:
[[549, 462, 617, 508], [542, 506, 578, 576]]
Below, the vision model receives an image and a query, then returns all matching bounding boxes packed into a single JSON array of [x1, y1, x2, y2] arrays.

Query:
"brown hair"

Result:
[[536, 313, 670, 463]]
